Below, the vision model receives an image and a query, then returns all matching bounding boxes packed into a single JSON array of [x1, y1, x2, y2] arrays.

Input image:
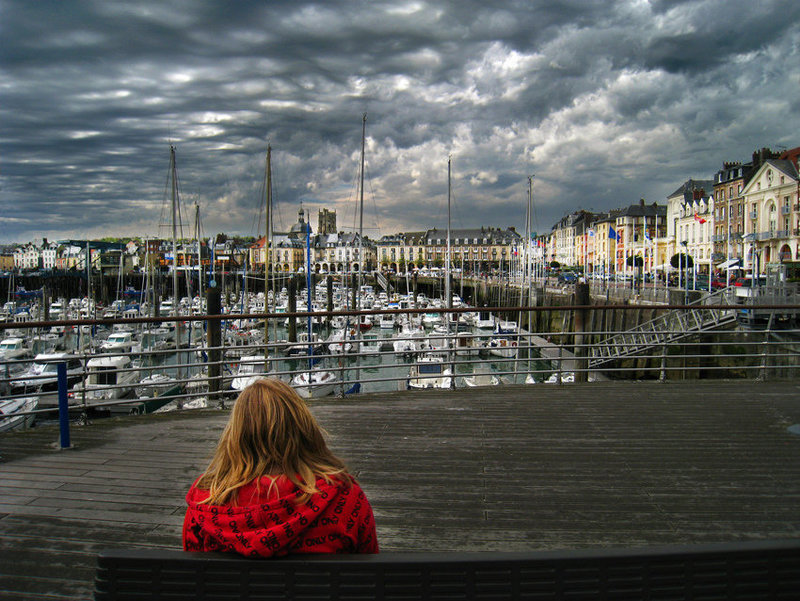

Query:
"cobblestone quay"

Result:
[[2, 380, 800, 600]]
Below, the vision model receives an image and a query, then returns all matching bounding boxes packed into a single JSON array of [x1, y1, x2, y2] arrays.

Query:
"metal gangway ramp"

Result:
[[590, 288, 736, 367]]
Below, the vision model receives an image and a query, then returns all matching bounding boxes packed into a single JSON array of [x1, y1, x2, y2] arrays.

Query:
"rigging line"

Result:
[[364, 161, 383, 238], [345, 150, 361, 235], [530, 174, 539, 232], [173, 164, 188, 242]]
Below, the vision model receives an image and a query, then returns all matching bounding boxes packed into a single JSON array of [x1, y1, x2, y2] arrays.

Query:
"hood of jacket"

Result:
[[183, 475, 377, 557]]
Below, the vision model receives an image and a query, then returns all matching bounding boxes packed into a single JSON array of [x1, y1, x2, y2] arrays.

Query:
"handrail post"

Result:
[[659, 332, 668, 382], [757, 311, 774, 381], [57, 362, 71, 449]]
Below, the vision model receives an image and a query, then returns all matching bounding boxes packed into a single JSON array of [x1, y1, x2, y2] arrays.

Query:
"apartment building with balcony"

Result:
[[712, 148, 779, 268], [740, 153, 800, 272]]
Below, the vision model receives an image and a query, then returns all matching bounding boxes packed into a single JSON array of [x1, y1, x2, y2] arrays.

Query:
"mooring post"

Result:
[[206, 284, 222, 408], [57, 362, 71, 449], [574, 282, 590, 383]]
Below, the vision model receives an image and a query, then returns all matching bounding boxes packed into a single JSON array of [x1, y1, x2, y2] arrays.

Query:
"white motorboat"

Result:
[[99, 331, 136, 353], [291, 370, 338, 399], [495, 320, 518, 334], [10, 353, 84, 405], [463, 366, 499, 388], [284, 332, 325, 357], [545, 372, 575, 384], [230, 355, 272, 391], [359, 333, 381, 355], [485, 337, 518, 358], [454, 332, 480, 356], [70, 355, 138, 404], [378, 314, 395, 329], [407, 354, 452, 390], [0, 396, 38, 433], [421, 312, 442, 329], [0, 337, 29, 361], [135, 373, 179, 399], [392, 334, 419, 357], [475, 311, 494, 330], [326, 329, 355, 355]]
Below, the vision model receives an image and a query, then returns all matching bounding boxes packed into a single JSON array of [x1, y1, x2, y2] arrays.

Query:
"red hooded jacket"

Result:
[[183, 475, 378, 557]]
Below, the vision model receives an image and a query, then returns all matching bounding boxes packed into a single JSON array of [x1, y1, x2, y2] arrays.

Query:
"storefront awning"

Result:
[[715, 258, 742, 270]]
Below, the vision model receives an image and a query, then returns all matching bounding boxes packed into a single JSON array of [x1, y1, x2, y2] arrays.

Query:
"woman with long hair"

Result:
[[183, 378, 378, 556]]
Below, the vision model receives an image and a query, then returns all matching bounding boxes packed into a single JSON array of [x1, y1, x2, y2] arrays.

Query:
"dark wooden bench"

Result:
[[94, 539, 800, 600]]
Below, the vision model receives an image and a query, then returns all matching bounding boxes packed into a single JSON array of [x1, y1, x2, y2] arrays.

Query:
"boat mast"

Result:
[[264, 144, 272, 357], [194, 204, 202, 298], [169, 146, 183, 384], [446, 156, 452, 310], [355, 114, 366, 391], [169, 146, 179, 315], [358, 113, 366, 306]]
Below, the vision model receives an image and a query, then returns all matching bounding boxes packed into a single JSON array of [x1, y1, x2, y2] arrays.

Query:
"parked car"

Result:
[[734, 276, 766, 287], [557, 272, 578, 284]]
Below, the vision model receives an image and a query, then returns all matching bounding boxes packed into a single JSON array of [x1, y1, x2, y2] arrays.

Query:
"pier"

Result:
[[2, 380, 800, 599]]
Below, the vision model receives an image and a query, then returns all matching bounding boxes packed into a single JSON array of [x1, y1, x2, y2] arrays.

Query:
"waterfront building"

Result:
[[14, 242, 42, 270], [550, 211, 588, 268], [740, 152, 800, 272], [0, 247, 14, 271], [666, 179, 714, 275], [591, 213, 617, 276], [423, 227, 522, 274], [41, 240, 58, 270], [612, 200, 667, 276], [713, 148, 780, 271]]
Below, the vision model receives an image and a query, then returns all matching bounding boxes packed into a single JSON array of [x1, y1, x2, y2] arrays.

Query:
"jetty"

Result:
[[2, 380, 800, 599]]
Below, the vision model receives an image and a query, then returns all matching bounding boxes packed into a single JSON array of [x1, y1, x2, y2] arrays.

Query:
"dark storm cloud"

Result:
[[1, 0, 799, 243]]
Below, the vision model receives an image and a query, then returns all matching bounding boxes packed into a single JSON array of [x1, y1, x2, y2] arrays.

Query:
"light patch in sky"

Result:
[[1, 0, 799, 243]]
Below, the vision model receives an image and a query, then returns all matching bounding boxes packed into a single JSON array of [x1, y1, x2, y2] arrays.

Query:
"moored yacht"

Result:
[[407, 354, 452, 390]]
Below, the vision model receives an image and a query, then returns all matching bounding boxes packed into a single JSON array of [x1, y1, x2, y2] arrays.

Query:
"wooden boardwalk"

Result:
[[2, 380, 800, 600]]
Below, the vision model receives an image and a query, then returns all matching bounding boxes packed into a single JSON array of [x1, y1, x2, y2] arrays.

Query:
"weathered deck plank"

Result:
[[1, 380, 800, 599]]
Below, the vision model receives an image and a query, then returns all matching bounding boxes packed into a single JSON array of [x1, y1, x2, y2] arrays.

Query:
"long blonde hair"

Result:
[[196, 378, 349, 505]]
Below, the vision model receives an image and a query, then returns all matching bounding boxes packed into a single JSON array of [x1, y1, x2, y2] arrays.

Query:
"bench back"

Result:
[[95, 539, 800, 600]]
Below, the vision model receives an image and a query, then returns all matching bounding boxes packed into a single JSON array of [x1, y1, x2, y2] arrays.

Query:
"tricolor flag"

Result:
[[694, 212, 706, 224]]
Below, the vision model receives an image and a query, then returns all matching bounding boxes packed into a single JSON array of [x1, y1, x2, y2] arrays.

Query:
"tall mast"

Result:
[[169, 145, 179, 317], [446, 156, 452, 309], [356, 114, 366, 391], [264, 145, 271, 358], [358, 113, 366, 304], [194, 203, 202, 297], [169, 145, 183, 383]]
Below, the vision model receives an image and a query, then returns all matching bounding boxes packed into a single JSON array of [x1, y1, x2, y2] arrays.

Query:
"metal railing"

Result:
[[2, 300, 800, 424]]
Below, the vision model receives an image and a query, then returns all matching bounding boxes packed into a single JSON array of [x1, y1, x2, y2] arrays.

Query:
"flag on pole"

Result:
[[694, 212, 706, 224], [608, 226, 620, 241], [587, 228, 595, 237]]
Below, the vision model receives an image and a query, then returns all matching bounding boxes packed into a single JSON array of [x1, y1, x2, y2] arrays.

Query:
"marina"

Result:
[[2, 275, 800, 426]]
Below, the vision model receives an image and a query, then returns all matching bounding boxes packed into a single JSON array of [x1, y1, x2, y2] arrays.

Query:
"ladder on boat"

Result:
[[589, 289, 737, 367]]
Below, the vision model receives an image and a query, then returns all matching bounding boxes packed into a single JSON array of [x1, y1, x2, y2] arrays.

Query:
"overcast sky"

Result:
[[2, 0, 799, 245]]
